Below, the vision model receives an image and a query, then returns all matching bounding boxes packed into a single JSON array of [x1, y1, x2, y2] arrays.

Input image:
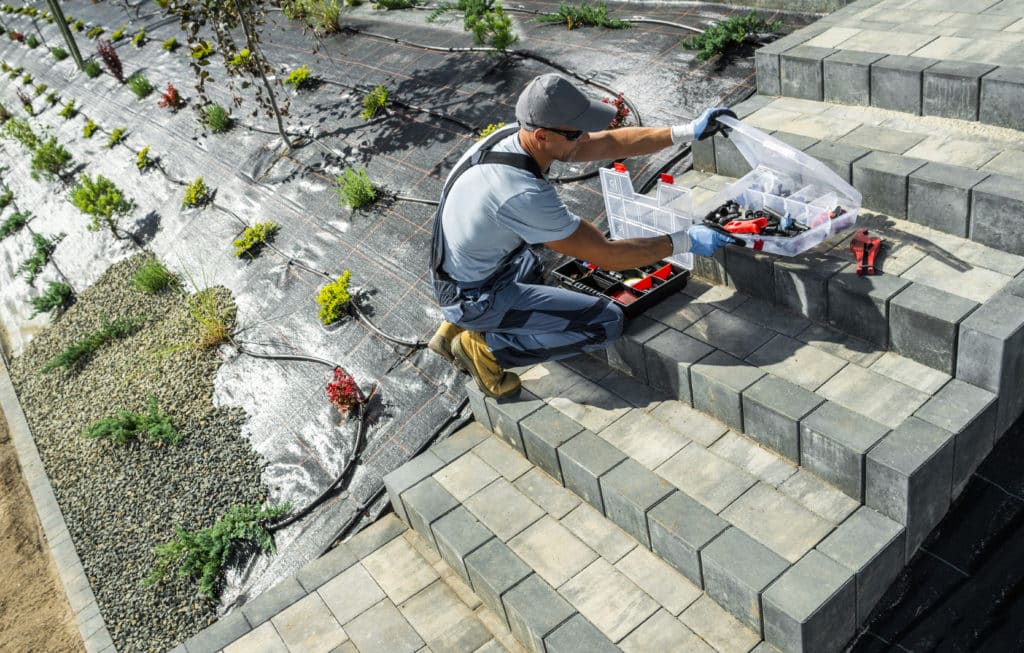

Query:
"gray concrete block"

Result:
[[465, 538, 532, 629], [520, 405, 583, 483], [731, 297, 811, 339], [241, 577, 307, 628], [345, 514, 409, 560], [756, 41, 786, 96], [702, 527, 790, 635], [432, 506, 495, 585], [402, 477, 459, 548], [805, 141, 871, 185], [692, 136, 716, 173], [774, 252, 848, 322], [915, 379, 998, 498], [714, 132, 753, 178], [466, 382, 493, 431], [889, 283, 979, 374], [742, 375, 824, 463], [781, 46, 835, 101], [599, 460, 674, 548], [607, 316, 666, 383], [980, 66, 1024, 131], [771, 131, 819, 152], [827, 264, 911, 347], [296, 544, 358, 593], [957, 292, 1024, 434], [971, 173, 1024, 256], [692, 247, 729, 287], [557, 430, 627, 513], [544, 613, 618, 653], [432, 423, 490, 463], [384, 451, 447, 525], [685, 310, 775, 361], [690, 350, 766, 431], [484, 389, 544, 454], [762, 550, 856, 653], [852, 151, 927, 219], [923, 60, 997, 121], [648, 491, 729, 588], [865, 417, 955, 560], [871, 55, 938, 115], [907, 162, 989, 238], [800, 401, 889, 501], [644, 329, 715, 404], [502, 574, 577, 653], [725, 245, 776, 304], [817, 507, 906, 624], [184, 611, 250, 653], [824, 50, 886, 106]]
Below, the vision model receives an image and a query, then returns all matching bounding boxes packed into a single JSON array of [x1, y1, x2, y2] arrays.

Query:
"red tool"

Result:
[[850, 229, 881, 276], [723, 217, 768, 235]]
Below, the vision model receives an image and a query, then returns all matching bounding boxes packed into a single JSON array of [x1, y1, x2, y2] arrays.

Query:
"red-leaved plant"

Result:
[[157, 84, 184, 111], [326, 367, 365, 418], [10, 31, 24, 42], [602, 93, 631, 129], [97, 40, 124, 83]]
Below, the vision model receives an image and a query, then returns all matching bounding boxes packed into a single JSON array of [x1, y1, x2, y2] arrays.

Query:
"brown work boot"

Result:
[[451, 331, 521, 398], [428, 321, 464, 363]]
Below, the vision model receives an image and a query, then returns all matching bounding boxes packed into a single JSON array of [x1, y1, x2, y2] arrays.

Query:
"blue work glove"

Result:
[[671, 107, 738, 144], [669, 225, 734, 257]]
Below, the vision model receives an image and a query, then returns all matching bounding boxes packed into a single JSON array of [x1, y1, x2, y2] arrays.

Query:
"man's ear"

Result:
[[534, 128, 548, 142]]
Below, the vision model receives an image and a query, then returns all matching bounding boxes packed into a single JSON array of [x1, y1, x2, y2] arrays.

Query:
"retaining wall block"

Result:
[[432, 506, 495, 586], [923, 60, 997, 121], [870, 55, 938, 115], [384, 451, 446, 525], [643, 329, 715, 405], [402, 477, 460, 548], [805, 141, 871, 184], [725, 246, 777, 304], [520, 405, 584, 483], [647, 491, 729, 588], [484, 389, 545, 454], [907, 162, 989, 238], [690, 350, 766, 431], [852, 151, 927, 220], [970, 173, 1024, 256], [774, 252, 848, 322], [557, 431, 626, 514], [742, 374, 824, 463], [824, 50, 885, 106], [780, 46, 836, 101], [827, 265, 911, 347], [465, 538, 533, 629], [545, 614, 618, 653], [607, 316, 667, 384], [502, 574, 577, 653], [800, 401, 889, 501], [980, 66, 1024, 131], [702, 527, 790, 635], [889, 282, 979, 375], [598, 459, 674, 548]]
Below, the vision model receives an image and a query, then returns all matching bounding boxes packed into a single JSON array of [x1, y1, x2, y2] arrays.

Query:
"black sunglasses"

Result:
[[544, 127, 585, 141]]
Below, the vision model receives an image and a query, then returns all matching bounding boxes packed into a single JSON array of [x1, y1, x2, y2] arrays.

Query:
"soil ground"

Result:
[[0, 407, 82, 653]]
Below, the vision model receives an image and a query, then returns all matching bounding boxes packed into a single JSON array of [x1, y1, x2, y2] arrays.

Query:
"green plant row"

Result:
[[18, 231, 64, 285], [683, 13, 781, 61], [84, 395, 181, 445], [41, 315, 144, 373], [30, 280, 73, 316]]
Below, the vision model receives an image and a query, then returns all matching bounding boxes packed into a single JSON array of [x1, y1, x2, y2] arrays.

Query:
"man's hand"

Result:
[[669, 225, 735, 256], [670, 107, 738, 144]]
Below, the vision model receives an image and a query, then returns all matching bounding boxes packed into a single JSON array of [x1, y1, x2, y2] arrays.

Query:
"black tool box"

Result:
[[552, 259, 690, 318]]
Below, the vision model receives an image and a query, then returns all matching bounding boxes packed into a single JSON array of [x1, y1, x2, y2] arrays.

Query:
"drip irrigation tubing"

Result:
[[318, 78, 478, 132]]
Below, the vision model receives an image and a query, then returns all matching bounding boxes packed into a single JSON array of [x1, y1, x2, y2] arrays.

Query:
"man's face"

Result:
[[544, 126, 590, 161]]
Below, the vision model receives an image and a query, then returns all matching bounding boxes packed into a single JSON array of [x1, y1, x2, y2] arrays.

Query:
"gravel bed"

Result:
[[8, 254, 267, 653]]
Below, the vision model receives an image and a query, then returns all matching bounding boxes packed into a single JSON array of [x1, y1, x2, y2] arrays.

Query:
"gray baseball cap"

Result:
[[515, 73, 617, 133]]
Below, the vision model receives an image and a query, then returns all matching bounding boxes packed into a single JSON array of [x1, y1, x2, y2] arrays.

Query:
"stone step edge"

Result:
[[752, 16, 1024, 132], [692, 95, 1024, 257], [432, 392, 910, 652]]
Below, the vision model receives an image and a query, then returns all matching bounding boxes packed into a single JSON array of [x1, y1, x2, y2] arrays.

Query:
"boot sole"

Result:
[[427, 333, 455, 363], [451, 336, 519, 399]]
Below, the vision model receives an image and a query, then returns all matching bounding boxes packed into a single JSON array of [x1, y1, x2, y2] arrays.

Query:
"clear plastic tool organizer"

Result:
[[699, 116, 863, 256], [599, 163, 695, 270]]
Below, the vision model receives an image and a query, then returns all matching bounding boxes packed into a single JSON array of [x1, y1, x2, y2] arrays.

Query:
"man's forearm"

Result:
[[580, 235, 674, 271], [572, 127, 673, 162]]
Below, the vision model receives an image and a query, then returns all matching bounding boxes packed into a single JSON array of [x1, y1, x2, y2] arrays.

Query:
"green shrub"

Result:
[[182, 177, 211, 207], [111, 25, 126, 41], [682, 12, 780, 61], [469, 3, 517, 52], [128, 73, 152, 99], [0, 189, 12, 210], [132, 257, 177, 293], [51, 46, 68, 60], [21, 71, 31, 84], [334, 167, 377, 209], [86, 26, 104, 39], [106, 127, 126, 149], [83, 119, 97, 138], [284, 65, 311, 90], [190, 40, 212, 60], [144, 503, 289, 600], [228, 48, 252, 68], [84, 396, 180, 445], [72, 19, 84, 32], [316, 271, 352, 325], [33, 83, 47, 97], [18, 232, 64, 285], [476, 121, 505, 140], [41, 316, 143, 373], [83, 60, 102, 78], [0, 102, 8, 123], [2, 117, 39, 149], [31, 137, 73, 181], [70, 174, 134, 234], [536, 2, 630, 30], [360, 85, 388, 120], [25, 33, 38, 48], [186, 287, 234, 347], [202, 103, 230, 133], [131, 28, 146, 47], [0, 209, 28, 240], [374, 0, 421, 8], [282, 0, 341, 35], [161, 36, 178, 52], [233, 221, 279, 258], [30, 280, 73, 316], [136, 145, 151, 171], [59, 100, 76, 119], [44, 91, 58, 106]]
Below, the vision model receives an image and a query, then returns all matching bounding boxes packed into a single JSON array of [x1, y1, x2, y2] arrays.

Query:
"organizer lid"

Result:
[[716, 115, 862, 206]]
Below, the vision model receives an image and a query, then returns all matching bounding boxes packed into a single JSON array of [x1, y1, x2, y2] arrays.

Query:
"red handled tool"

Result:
[[850, 229, 881, 276], [723, 217, 768, 235]]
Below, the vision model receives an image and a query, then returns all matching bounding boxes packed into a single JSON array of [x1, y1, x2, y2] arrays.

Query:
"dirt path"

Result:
[[0, 408, 83, 653]]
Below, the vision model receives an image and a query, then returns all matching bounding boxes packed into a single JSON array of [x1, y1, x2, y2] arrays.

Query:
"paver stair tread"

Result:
[[387, 422, 766, 653]]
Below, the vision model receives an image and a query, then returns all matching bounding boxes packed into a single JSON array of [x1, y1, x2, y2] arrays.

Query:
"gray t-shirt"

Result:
[[440, 130, 581, 283]]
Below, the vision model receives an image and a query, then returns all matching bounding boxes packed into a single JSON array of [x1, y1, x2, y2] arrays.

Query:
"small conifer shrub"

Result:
[[59, 100, 76, 119], [30, 280, 73, 316], [128, 73, 152, 99], [131, 28, 146, 47], [83, 119, 98, 138], [69, 174, 134, 235], [232, 221, 279, 258], [284, 65, 311, 90], [106, 127, 127, 149], [30, 137, 73, 181], [316, 270, 352, 325], [132, 257, 177, 293], [136, 145, 151, 171], [202, 103, 230, 133], [359, 85, 388, 120], [334, 167, 377, 209], [182, 177, 212, 207], [51, 46, 68, 61], [84, 396, 180, 445], [161, 36, 178, 52], [83, 60, 102, 78]]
